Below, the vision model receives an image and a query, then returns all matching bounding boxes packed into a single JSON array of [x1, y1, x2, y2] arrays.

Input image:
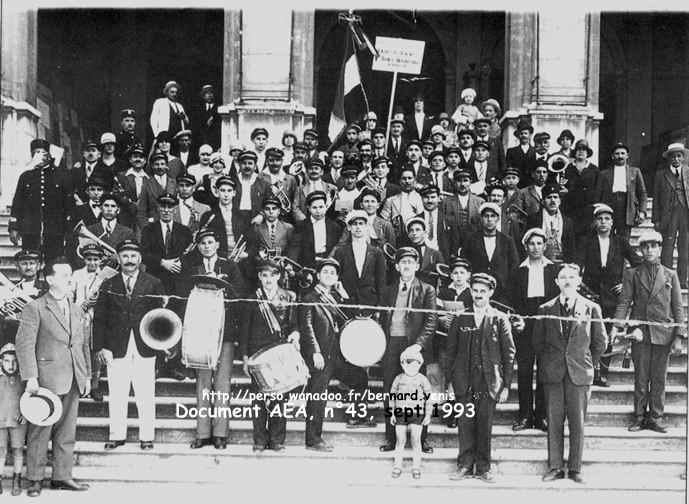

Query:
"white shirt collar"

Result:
[[519, 256, 553, 268], [125, 168, 149, 178]]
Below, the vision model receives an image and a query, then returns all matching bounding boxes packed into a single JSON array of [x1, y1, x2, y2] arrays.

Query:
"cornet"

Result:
[[270, 180, 292, 214]]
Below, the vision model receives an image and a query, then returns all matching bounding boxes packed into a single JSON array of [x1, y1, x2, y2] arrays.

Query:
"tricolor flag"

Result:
[[328, 32, 368, 143]]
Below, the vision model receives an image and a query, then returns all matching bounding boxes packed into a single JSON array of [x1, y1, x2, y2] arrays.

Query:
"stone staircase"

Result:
[[1, 202, 687, 492]]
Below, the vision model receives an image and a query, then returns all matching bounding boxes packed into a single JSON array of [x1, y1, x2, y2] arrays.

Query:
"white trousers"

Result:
[[107, 331, 156, 441]]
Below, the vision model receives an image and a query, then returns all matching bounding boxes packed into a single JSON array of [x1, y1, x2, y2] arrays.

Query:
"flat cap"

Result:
[[395, 246, 419, 263], [470, 272, 496, 290], [116, 239, 141, 253]]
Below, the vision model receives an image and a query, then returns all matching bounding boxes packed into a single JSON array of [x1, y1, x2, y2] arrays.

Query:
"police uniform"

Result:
[[114, 109, 142, 159]]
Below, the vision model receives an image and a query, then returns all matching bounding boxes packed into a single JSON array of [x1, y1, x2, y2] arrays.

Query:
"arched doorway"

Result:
[[314, 10, 447, 145]]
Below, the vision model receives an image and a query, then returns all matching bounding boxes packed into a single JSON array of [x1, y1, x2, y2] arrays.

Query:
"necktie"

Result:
[[674, 168, 680, 178], [61, 300, 69, 321], [105, 221, 113, 238], [125, 276, 133, 296], [205, 259, 212, 274], [165, 224, 172, 254], [269, 223, 276, 247], [434, 173, 439, 187], [427, 213, 434, 240], [402, 282, 408, 292]]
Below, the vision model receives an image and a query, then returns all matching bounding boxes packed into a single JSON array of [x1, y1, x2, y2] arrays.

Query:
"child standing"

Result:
[[390, 347, 432, 479], [0, 343, 26, 495]]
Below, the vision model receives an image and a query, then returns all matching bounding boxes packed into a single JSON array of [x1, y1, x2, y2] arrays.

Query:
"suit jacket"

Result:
[[239, 287, 298, 357], [652, 165, 689, 232], [505, 144, 535, 186], [510, 261, 560, 315], [198, 101, 221, 149], [172, 197, 210, 233], [386, 136, 408, 173], [140, 221, 193, 293], [71, 161, 114, 197], [85, 220, 135, 251], [298, 287, 346, 364], [166, 157, 186, 180], [233, 176, 270, 217], [15, 292, 91, 395], [380, 191, 424, 237], [381, 278, 437, 350], [114, 171, 147, 230], [138, 175, 178, 229], [599, 165, 648, 226], [247, 219, 295, 259], [444, 307, 516, 401], [293, 181, 338, 222], [331, 241, 387, 306], [199, 206, 243, 259], [574, 234, 642, 314], [532, 294, 607, 386], [468, 159, 500, 187], [461, 231, 520, 302], [405, 113, 433, 142], [289, 217, 342, 267], [614, 263, 685, 345], [416, 209, 460, 261], [93, 271, 166, 359], [514, 185, 544, 221], [441, 192, 484, 238], [476, 135, 505, 177], [525, 211, 576, 262]]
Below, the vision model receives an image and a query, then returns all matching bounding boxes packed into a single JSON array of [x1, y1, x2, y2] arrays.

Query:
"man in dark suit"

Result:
[[198, 176, 245, 260], [401, 140, 432, 184], [442, 169, 485, 238], [613, 231, 685, 432], [475, 117, 505, 177], [533, 263, 607, 484], [405, 95, 433, 142], [514, 161, 549, 228], [599, 142, 648, 239], [114, 108, 142, 160], [138, 152, 178, 230], [198, 85, 220, 149], [526, 132, 552, 179], [15, 258, 91, 495], [299, 258, 369, 451], [93, 240, 166, 451], [652, 142, 689, 288], [505, 120, 535, 187], [525, 183, 576, 263], [85, 193, 136, 251], [575, 203, 642, 386], [426, 151, 453, 195], [386, 119, 408, 174], [510, 229, 559, 432], [67, 176, 107, 267], [456, 130, 476, 172], [171, 130, 197, 170], [289, 191, 342, 268], [446, 273, 515, 483], [247, 196, 296, 262], [71, 139, 114, 202], [399, 216, 445, 287], [232, 151, 274, 236], [114, 144, 149, 232], [416, 185, 459, 261], [461, 202, 520, 304], [379, 247, 437, 453]]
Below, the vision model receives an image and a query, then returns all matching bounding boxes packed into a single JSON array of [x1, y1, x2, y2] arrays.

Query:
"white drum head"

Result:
[[340, 318, 386, 367]]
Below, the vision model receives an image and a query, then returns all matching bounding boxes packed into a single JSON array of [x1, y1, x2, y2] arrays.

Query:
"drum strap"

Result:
[[256, 288, 282, 338]]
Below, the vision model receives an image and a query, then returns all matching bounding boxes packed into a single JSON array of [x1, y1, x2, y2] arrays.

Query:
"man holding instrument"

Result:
[[179, 229, 246, 449], [240, 259, 299, 451]]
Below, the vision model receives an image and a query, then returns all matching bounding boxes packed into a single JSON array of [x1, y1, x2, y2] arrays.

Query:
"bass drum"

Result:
[[339, 317, 386, 367], [248, 342, 310, 394], [182, 286, 226, 369]]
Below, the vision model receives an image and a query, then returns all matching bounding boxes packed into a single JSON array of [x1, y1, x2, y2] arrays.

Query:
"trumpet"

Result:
[[228, 235, 247, 262], [271, 181, 292, 214]]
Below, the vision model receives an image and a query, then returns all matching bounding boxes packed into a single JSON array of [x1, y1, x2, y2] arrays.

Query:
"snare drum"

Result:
[[339, 317, 386, 367], [248, 342, 310, 394]]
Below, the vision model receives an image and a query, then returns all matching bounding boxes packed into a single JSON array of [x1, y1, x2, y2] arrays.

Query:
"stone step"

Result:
[[7, 442, 684, 480], [76, 397, 687, 428]]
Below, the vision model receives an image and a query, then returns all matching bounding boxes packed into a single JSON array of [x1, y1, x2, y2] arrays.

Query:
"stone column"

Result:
[[219, 9, 316, 153], [1, 5, 40, 209], [502, 11, 603, 154]]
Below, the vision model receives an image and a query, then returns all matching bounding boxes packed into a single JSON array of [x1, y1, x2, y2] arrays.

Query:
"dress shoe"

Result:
[[534, 418, 548, 432], [140, 441, 154, 450], [90, 388, 104, 402], [449, 466, 473, 480], [446, 417, 458, 429], [421, 442, 433, 454], [51, 479, 89, 491], [542, 468, 565, 482], [27, 480, 42, 497], [305, 441, 333, 452], [12, 473, 23, 496], [379, 443, 395, 452], [213, 436, 227, 449], [646, 419, 668, 433], [252, 444, 266, 452], [346, 417, 377, 428], [512, 418, 533, 431], [269, 444, 286, 452], [475, 471, 495, 483], [104, 439, 126, 450], [628, 418, 645, 432], [593, 377, 610, 387], [568, 471, 584, 484], [190, 437, 213, 449]]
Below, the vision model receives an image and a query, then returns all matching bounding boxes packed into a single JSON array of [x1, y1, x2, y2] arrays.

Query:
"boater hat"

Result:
[[20, 387, 63, 427]]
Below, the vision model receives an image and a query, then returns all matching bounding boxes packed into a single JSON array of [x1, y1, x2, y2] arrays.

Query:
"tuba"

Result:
[[547, 153, 570, 189], [140, 308, 184, 352]]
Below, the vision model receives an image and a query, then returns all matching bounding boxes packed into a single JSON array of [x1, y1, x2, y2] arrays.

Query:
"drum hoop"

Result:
[[248, 340, 294, 365]]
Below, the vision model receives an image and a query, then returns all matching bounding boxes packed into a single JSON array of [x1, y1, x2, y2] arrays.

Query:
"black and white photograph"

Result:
[[0, 0, 687, 501]]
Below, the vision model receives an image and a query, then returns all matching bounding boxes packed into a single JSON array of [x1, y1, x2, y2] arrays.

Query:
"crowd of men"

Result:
[[0, 80, 687, 494]]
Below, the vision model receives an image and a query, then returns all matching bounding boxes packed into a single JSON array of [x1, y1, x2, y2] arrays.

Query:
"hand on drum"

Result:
[[98, 349, 114, 366], [161, 258, 182, 274], [313, 352, 325, 371], [287, 330, 300, 350]]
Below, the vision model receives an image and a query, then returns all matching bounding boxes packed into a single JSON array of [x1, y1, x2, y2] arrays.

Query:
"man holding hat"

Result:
[[150, 81, 189, 139], [510, 228, 559, 432], [599, 142, 647, 239], [574, 203, 642, 387], [653, 142, 689, 288], [533, 263, 607, 484], [379, 247, 438, 453], [613, 230, 685, 432], [446, 272, 516, 483], [289, 191, 343, 267], [198, 84, 220, 149], [115, 109, 142, 160], [173, 173, 210, 234], [9, 139, 74, 262], [505, 120, 535, 186], [94, 240, 166, 451], [16, 257, 91, 495], [461, 202, 520, 304]]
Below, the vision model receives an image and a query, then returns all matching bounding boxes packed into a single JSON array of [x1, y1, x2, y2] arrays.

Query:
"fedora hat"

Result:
[[662, 142, 689, 159], [20, 387, 63, 427]]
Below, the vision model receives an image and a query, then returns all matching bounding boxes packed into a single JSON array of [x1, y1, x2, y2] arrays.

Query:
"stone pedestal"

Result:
[[220, 9, 316, 150], [502, 11, 603, 154], [1, 6, 39, 209]]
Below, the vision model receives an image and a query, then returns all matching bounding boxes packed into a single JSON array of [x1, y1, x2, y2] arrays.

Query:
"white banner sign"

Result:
[[372, 37, 425, 75]]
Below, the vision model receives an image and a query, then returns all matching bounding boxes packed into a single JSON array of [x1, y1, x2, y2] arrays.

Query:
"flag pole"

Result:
[[385, 71, 398, 150]]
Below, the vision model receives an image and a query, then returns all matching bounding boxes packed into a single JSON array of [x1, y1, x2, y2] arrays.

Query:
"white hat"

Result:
[[593, 203, 614, 217], [460, 88, 477, 99], [173, 129, 192, 140], [430, 125, 445, 137], [20, 388, 63, 427], [521, 227, 547, 247], [364, 111, 377, 121], [346, 209, 368, 225], [100, 132, 116, 145], [198, 144, 213, 155], [638, 230, 663, 246], [400, 346, 424, 364], [210, 152, 225, 165], [479, 202, 501, 216], [662, 142, 689, 159]]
